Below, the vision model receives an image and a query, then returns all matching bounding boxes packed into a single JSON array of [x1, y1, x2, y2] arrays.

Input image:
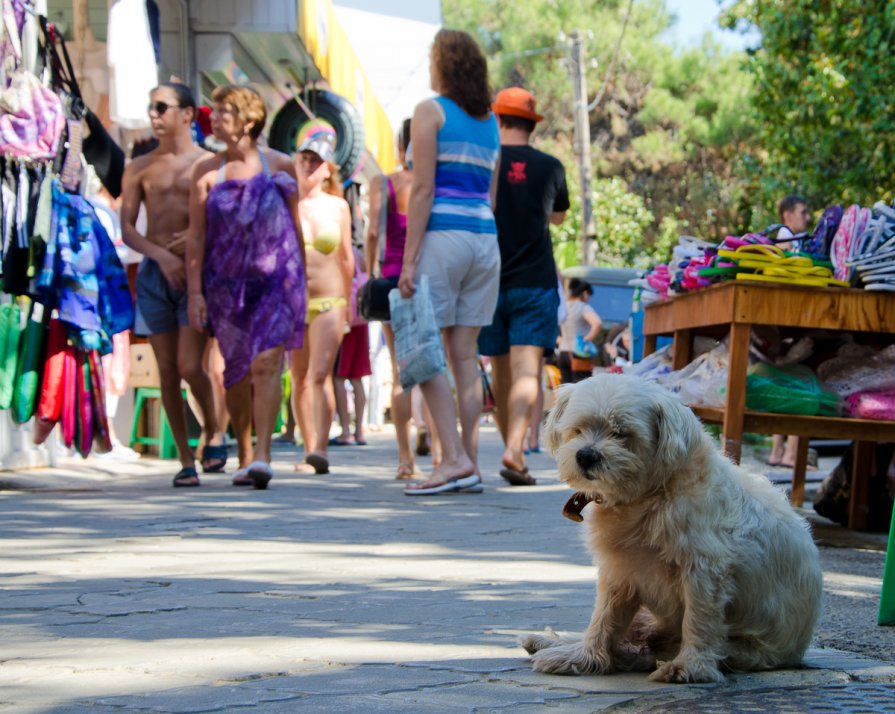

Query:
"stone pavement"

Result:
[[1, 425, 894, 713]]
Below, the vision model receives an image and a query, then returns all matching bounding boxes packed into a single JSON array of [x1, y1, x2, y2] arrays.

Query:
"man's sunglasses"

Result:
[[147, 101, 181, 116]]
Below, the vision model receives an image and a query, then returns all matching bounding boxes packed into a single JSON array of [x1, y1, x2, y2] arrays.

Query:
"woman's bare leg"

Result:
[[249, 345, 284, 464], [290, 344, 315, 453], [307, 308, 346, 456], [443, 325, 483, 475], [384, 323, 414, 471]]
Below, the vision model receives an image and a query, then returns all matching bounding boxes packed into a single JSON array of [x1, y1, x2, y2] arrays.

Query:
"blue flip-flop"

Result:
[[201, 442, 228, 473], [404, 474, 482, 496]]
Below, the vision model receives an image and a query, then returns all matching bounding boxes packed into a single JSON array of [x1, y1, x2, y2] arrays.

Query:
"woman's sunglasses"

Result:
[[147, 101, 180, 116]]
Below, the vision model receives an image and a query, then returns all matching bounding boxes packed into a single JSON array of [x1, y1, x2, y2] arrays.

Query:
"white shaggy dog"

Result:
[[521, 374, 823, 683]]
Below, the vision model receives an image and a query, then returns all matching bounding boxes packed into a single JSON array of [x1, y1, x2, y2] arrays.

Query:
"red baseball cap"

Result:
[[492, 87, 544, 122]]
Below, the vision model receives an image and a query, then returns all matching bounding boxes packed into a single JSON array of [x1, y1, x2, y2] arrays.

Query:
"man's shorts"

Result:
[[134, 258, 189, 336], [478, 286, 560, 356]]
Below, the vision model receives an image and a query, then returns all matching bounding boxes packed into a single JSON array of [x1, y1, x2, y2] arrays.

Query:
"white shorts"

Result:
[[417, 230, 500, 328]]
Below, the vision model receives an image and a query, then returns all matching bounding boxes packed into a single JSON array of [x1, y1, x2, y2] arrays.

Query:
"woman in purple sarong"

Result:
[[186, 85, 306, 490]]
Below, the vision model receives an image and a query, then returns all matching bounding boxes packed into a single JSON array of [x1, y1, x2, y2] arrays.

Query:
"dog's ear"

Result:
[[544, 383, 575, 455], [653, 388, 704, 476]]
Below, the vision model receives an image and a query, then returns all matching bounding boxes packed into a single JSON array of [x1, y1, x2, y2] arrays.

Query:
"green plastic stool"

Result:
[[878, 505, 895, 626], [130, 386, 198, 459]]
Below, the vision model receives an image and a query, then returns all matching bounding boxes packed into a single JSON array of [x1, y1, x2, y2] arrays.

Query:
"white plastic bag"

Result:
[[389, 275, 447, 390]]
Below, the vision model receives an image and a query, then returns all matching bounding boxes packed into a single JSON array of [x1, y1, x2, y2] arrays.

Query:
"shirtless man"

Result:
[[120, 82, 226, 487]]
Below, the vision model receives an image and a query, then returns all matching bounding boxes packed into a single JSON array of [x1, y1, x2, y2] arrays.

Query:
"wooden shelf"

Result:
[[689, 405, 895, 442], [642, 282, 895, 529]]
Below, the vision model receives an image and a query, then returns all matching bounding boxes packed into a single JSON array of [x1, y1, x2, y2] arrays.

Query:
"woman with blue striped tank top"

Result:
[[399, 29, 501, 496]]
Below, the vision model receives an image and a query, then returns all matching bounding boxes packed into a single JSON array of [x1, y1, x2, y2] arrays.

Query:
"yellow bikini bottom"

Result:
[[307, 296, 347, 324]]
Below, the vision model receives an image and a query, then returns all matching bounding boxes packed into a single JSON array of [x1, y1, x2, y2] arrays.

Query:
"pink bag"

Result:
[[60, 345, 78, 448], [88, 351, 113, 453], [0, 70, 66, 159]]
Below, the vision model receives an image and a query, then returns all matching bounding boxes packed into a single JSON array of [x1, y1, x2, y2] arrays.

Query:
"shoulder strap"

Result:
[[378, 175, 389, 264]]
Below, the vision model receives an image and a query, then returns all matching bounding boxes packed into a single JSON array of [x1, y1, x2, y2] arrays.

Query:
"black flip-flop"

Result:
[[305, 454, 330, 474], [173, 466, 200, 488], [201, 443, 228, 473], [500, 467, 537, 486]]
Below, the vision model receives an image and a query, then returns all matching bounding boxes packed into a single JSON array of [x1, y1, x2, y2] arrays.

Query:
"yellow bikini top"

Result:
[[307, 221, 341, 255]]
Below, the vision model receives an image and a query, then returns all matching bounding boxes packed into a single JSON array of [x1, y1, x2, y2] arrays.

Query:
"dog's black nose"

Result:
[[576, 446, 603, 471]]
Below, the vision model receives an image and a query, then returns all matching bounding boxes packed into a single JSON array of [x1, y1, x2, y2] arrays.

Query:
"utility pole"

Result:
[[569, 30, 595, 263]]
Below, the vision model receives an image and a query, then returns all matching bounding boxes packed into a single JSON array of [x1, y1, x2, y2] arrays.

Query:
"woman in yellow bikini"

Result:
[[290, 130, 354, 474]]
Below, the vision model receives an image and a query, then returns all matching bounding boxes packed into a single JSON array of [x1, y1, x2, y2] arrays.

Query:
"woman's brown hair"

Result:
[[431, 29, 491, 118], [322, 163, 344, 198], [211, 84, 267, 139]]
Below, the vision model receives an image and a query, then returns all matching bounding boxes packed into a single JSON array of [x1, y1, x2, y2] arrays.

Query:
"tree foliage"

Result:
[[443, 0, 760, 267], [723, 0, 895, 214]]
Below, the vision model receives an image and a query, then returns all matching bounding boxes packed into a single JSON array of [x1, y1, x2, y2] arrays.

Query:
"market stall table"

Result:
[[642, 281, 895, 530]]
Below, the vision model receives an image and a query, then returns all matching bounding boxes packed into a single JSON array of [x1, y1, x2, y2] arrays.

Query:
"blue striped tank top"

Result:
[[426, 96, 500, 237]]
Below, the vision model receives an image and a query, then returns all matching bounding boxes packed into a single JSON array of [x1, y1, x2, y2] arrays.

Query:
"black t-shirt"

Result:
[[494, 144, 570, 290]]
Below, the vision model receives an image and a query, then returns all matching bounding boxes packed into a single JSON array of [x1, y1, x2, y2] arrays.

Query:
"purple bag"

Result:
[[802, 205, 843, 259]]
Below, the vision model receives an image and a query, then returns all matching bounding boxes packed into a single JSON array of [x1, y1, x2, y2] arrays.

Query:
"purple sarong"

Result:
[[204, 169, 306, 388]]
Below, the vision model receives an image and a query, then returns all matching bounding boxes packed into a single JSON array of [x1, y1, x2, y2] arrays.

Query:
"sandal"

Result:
[[232, 467, 252, 486], [415, 428, 430, 457], [395, 463, 420, 480], [305, 453, 330, 474], [247, 461, 273, 490], [500, 466, 537, 486], [404, 473, 482, 496], [201, 442, 228, 473], [173, 466, 200, 488]]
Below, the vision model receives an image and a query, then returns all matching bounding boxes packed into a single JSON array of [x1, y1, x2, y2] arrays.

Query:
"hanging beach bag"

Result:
[[76, 350, 93, 457], [61, 345, 78, 448], [0, 301, 22, 409], [12, 300, 48, 424], [88, 350, 112, 453], [33, 318, 68, 444]]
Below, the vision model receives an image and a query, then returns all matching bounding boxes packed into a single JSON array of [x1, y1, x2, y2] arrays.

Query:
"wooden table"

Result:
[[642, 281, 895, 530]]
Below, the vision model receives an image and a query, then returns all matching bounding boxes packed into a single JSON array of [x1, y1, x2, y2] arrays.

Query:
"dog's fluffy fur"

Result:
[[521, 374, 822, 683]]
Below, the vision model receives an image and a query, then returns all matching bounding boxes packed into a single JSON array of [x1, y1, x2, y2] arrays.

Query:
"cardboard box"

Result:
[[129, 343, 160, 388]]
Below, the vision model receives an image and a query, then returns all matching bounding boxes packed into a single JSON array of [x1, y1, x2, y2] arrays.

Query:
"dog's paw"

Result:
[[530, 642, 611, 676], [519, 631, 561, 654], [649, 657, 725, 684]]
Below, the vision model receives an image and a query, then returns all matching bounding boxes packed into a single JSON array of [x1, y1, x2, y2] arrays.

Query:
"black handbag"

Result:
[[43, 19, 125, 197], [358, 175, 398, 321]]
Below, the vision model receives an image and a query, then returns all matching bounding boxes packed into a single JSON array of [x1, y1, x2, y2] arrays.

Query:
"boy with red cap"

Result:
[[478, 87, 569, 486]]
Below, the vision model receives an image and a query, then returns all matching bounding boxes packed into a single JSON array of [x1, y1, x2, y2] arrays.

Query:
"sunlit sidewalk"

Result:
[[0, 424, 892, 713]]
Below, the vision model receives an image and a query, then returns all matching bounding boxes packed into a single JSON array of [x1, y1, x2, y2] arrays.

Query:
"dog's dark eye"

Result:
[[569, 427, 582, 438]]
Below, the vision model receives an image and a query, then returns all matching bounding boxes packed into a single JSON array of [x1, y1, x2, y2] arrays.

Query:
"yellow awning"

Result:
[[298, 0, 396, 174]]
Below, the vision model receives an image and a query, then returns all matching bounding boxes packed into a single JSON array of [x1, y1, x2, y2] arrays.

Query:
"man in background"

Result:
[[120, 82, 226, 487], [478, 88, 569, 486]]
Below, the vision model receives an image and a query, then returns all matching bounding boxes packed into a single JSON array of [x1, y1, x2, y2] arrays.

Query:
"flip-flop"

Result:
[[200, 442, 228, 473], [232, 467, 252, 486], [354, 439, 368, 446], [404, 473, 481, 496], [173, 466, 200, 488], [247, 461, 273, 490], [500, 467, 537, 486], [305, 453, 330, 474], [328, 437, 352, 446]]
